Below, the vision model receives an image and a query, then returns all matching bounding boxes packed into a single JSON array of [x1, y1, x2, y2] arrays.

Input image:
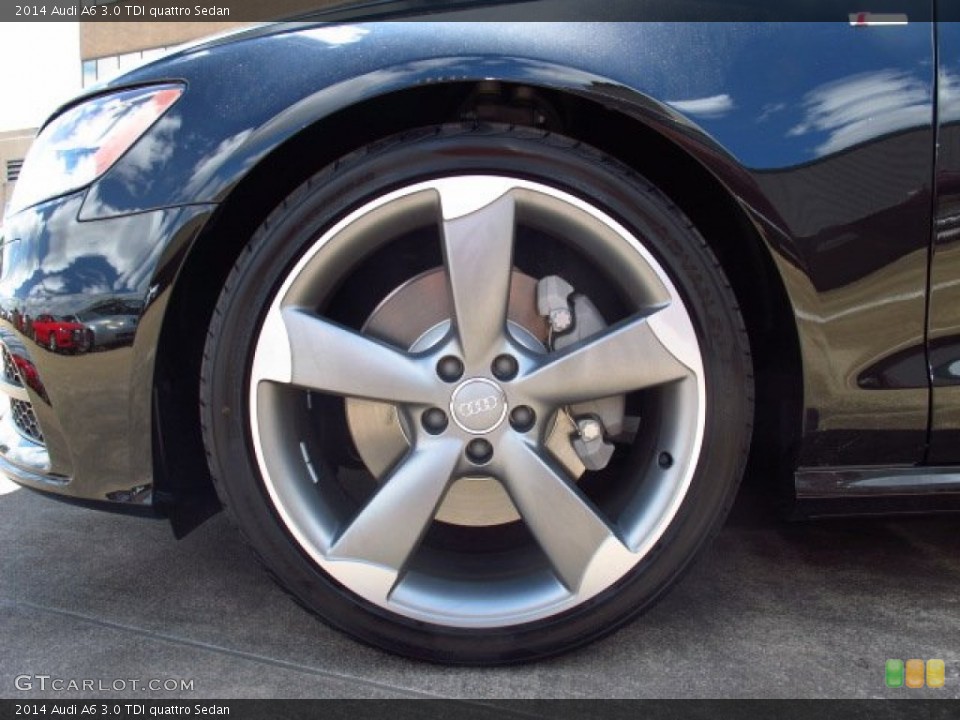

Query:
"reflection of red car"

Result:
[[10, 351, 49, 403], [31, 314, 86, 352]]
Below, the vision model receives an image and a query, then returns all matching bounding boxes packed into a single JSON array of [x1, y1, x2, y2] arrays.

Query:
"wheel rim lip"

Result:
[[248, 175, 706, 628]]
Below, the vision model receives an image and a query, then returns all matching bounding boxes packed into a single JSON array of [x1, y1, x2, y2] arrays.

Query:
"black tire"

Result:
[[201, 124, 753, 664]]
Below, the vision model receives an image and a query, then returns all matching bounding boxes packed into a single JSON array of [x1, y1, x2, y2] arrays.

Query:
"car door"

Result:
[[929, 14, 960, 462]]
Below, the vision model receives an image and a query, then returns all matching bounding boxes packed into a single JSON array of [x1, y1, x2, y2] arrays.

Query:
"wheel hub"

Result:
[[345, 268, 584, 527], [450, 378, 507, 434]]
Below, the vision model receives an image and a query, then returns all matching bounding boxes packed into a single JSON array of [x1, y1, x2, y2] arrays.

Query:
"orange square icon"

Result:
[[927, 659, 945, 688], [905, 659, 925, 688]]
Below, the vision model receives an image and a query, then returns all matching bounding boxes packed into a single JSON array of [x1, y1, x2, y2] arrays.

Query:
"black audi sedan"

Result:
[[2, 2, 958, 663]]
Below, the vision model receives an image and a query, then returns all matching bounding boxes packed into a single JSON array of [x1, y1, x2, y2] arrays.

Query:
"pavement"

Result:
[[1, 473, 958, 699]]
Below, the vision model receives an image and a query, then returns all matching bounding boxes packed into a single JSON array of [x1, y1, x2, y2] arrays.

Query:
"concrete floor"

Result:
[[1, 473, 958, 699]]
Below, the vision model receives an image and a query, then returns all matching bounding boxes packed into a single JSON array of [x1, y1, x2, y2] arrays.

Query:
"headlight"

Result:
[[7, 84, 183, 216]]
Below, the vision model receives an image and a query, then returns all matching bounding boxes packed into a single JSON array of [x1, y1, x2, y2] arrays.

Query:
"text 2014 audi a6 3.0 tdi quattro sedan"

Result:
[[3, 3, 960, 663]]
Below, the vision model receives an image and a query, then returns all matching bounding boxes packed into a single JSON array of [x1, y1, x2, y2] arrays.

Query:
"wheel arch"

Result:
[[152, 78, 803, 536]]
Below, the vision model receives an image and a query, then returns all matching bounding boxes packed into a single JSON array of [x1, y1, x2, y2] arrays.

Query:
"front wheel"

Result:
[[201, 125, 753, 664]]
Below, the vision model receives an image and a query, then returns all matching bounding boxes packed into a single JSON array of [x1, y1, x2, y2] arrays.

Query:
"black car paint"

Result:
[[930, 16, 960, 463], [0, 6, 955, 523]]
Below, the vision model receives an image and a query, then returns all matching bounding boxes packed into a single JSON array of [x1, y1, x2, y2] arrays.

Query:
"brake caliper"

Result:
[[537, 276, 625, 471]]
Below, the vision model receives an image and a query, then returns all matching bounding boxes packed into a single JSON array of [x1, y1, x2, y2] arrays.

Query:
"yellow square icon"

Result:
[[905, 659, 925, 688], [927, 659, 945, 689]]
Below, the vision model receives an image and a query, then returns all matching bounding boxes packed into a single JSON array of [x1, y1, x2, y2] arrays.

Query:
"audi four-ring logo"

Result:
[[457, 396, 500, 417]]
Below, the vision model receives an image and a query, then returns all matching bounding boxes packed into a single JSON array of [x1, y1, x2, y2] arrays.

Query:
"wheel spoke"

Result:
[[329, 439, 462, 576], [497, 434, 632, 592], [516, 313, 693, 407], [270, 307, 437, 404], [440, 190, 516, 362]]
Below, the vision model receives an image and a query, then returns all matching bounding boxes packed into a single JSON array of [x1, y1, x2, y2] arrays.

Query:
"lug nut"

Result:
[[491, 354, 519, 381], [421, 408, 448, 435], [465, 438, 493, 465], [509, 405, 536, 432], [658, 451, 674, 469], [437, 356, 464, 383]]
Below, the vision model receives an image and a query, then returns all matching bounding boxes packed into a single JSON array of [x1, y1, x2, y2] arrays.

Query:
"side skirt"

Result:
[[793, 466, 960, 519]]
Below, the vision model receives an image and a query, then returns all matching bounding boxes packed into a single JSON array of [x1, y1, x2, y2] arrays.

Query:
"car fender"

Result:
[[76, 20, 935, 492]]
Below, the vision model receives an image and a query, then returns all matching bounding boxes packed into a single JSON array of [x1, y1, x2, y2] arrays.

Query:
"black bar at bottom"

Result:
[[0, 700, 957, 720]]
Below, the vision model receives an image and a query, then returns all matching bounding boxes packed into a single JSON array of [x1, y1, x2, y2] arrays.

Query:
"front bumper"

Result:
[[0, 339, 58, 485], [0, 192, 215, 507]]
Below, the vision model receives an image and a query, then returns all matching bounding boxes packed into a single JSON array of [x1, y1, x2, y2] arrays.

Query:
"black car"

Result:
[[2, 4, 959, 663]]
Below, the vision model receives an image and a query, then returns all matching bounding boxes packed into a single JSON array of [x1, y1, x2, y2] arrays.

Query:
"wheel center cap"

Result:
[[450, 378, 508, 435]]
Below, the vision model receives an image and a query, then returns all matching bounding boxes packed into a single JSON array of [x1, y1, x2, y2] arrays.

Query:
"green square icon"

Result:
[[886, 659, 905, 688]]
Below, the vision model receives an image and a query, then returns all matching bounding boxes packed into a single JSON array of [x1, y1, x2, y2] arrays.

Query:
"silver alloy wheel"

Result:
[[248, 176, 705, 628]]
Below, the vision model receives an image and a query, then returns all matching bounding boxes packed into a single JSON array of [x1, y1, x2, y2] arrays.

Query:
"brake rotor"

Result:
[[345, 268, 585, 527]]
